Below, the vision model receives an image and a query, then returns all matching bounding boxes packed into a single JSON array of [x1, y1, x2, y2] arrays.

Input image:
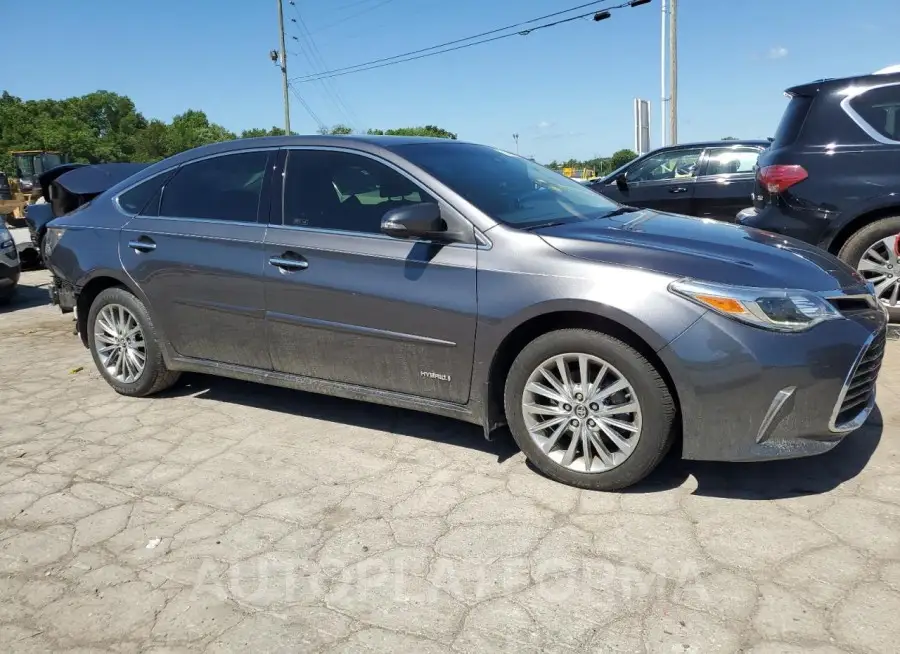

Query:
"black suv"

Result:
[[589, 140, 768, 222], [739, 66, 900, 318]]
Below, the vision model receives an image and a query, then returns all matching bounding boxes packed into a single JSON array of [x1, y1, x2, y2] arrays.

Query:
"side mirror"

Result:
[[615, 173, 628, 190], [380, 202, 449, 241]]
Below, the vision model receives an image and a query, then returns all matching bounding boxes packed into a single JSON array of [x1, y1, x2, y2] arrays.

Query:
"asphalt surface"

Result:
[[1, 269, 899, 653]]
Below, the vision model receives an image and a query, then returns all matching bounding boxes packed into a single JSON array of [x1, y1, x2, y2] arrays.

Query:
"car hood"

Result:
[[535, 209, 867, 292]]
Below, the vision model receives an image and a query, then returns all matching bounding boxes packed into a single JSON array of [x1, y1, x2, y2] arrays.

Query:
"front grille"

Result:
[[833, 329, 886, 429], [827, 296, 875, 315]]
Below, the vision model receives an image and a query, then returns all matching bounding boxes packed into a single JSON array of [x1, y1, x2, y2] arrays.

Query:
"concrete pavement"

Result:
[[1, 269, 899, 653]]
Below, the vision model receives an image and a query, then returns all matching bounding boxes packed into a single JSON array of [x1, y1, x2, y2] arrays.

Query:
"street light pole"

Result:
[[668, 0, 678, 145], [660, 0, 667, 148], [277, 0, 291, 135], [513, 133, 519, 155]]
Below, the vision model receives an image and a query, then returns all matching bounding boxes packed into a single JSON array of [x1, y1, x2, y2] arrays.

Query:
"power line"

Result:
[[290, 0, 623, 84], [287, 1, 361, 129], [310, 0, 396, 35], [287, 82, 326, 131]]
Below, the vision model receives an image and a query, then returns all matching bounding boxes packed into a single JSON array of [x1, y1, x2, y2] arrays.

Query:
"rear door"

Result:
[[692, 145, 764, 221], [119, 149, 275, 369], [596, 147, 703, 215]]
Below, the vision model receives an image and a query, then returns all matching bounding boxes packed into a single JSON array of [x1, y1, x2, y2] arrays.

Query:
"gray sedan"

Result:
[[44, 136, 887, 490]]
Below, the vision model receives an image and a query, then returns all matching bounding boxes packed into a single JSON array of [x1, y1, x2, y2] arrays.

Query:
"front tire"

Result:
[[504, 329, 676, 491], [838, 216, 900, 322], [87, 287, 180, 397]]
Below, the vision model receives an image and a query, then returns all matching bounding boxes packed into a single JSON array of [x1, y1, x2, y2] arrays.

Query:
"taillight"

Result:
[[758, 165, 808, 194]]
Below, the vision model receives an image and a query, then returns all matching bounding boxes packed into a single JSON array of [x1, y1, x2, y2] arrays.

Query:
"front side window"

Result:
[[625, 148, 703, 183], [283, 150, 435, 233], [393, 142, 619, 229], [160, 151, 269, 222], [703, 147, 761, 176], [849, 84, 900, 141]]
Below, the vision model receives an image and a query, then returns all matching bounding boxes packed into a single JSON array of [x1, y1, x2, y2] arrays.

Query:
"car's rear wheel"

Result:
[[838, 216, 900, 322], [504, 329, 676, 491], [87, 287, 180, 396]]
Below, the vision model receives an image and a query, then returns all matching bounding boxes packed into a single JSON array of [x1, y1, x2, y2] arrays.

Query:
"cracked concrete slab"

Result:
[[2, 270, 900, 652]]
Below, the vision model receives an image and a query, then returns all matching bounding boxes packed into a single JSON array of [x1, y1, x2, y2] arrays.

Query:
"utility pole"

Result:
[[668, 0, 678, 145], [513, 133, 519, 155], [660, 0, 667, 147], [276, 0, 291, 135]]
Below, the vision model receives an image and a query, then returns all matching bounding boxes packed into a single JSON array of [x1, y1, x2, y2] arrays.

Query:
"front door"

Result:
[[119, 149, 274, 369], [263, 148, 478, 404], [692, 146, 763, 221], [597, 147, 704, 215]]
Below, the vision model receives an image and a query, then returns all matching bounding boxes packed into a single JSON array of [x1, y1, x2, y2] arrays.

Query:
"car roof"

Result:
[[786, 69, 900, 96], [648, 139, 770, 152]]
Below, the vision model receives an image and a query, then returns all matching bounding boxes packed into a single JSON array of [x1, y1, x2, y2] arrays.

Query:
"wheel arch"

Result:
[[483, 309, 681, 438], [75, 270, 143, 348], [827, 204, 900, 255]]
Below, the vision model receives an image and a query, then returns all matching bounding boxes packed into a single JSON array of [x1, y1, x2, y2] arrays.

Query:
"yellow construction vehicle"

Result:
[[1, 151, 69, 222]]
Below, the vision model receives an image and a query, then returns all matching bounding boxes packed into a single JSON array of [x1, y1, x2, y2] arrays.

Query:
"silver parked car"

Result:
[[44, 136, 887, 490]]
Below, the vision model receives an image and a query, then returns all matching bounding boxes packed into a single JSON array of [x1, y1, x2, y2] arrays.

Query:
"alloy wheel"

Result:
[[94, 303, 146, 383], [858, 236, 900, 307], [521, 353, 642, 473]]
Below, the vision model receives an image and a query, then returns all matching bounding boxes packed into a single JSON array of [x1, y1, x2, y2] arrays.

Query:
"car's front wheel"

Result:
[[87, 287, 180, 396], [504, 329, 676, 491]]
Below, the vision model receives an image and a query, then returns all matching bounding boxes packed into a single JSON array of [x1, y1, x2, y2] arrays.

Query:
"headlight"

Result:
[[669, 279, 841, 332]]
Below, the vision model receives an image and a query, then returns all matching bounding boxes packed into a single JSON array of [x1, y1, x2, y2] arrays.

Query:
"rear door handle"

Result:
[[128, 238, 156, 253], [269, 254, 309, 271], [668, 187, 688, 194]]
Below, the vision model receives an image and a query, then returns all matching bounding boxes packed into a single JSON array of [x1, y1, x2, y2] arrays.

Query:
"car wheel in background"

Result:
[[838, 216, 900, 322], [87, 287, 180, 397], [503, 329, 676, 491]]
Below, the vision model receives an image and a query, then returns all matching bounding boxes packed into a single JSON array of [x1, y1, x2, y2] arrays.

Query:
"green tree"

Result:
[[318, 124, 353, 135], [368, 125, 457, 139], [609, 149, 639, 170], [721, 136, 739, 140]]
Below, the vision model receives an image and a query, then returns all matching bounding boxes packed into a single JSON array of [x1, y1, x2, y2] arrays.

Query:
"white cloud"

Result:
[[768, 46, 788, 60], [537, 120, 554, 129]]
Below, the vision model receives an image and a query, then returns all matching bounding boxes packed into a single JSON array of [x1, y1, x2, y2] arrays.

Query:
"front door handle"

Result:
[[269, 254, 309, 271], [668, 187, 688, 194], [128, 238, 156, 253]]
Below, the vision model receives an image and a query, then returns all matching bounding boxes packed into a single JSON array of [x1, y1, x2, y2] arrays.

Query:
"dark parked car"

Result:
[[739, 66, 900, 319], [45, 136, 886, 490], [589, 140, 768, 221], [0, 172, 11, 201], [0, 223, 20, 304]]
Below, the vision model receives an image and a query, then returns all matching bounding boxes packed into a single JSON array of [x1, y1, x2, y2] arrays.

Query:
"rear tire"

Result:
[[87, 287, 180, 397], [838, 216, 900, 322], [503, 329, 676, 491]]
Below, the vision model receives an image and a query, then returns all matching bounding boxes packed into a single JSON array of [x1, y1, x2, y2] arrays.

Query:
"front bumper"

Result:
[[660, 307, 887, 462]]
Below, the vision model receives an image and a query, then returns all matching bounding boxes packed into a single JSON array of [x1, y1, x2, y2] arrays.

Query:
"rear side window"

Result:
[[703, 147, 761, 176], [848, 84, 900, 142], [772, 95, 813, 147], [118, 172, 171, 215], [160, 151, 269, 222]]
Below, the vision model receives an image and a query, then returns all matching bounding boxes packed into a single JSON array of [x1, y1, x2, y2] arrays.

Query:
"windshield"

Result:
[[393, 142, 619, 228], [38, 153, 63, 174]]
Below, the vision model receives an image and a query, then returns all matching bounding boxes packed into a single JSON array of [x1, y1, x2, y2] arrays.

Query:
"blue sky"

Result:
[[5, 0, 899, 162]]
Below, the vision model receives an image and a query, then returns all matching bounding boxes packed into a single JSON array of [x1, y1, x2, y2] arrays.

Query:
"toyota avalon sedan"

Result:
[[44, 135, 887, 490]]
